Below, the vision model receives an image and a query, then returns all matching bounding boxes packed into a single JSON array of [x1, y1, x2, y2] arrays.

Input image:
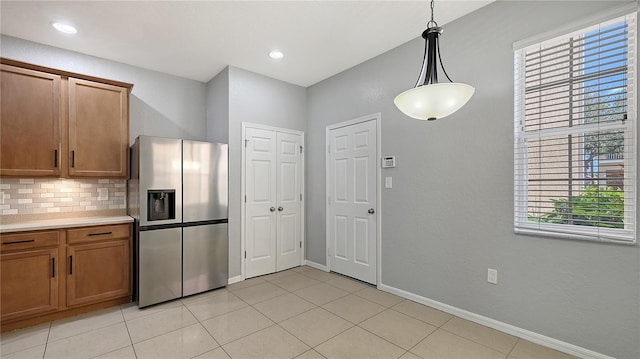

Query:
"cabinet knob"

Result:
[[270, 207, 276, 212], [368, 208, 375, 214], [278, 206, 284, 212]]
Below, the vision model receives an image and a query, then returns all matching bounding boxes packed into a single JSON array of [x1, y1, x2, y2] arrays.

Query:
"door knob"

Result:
[[270, 207, 276, 212], [368, 208, 375, 214], [278, 206, 284, 212]]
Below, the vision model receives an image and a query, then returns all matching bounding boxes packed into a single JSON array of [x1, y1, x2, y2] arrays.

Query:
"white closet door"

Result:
[[245, 128, 277, 278], [244, 126, 304, 278], [328, 119, 377, 284], [276, 132, 302, 271]]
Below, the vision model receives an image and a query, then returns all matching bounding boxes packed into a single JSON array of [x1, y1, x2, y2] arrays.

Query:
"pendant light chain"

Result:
[[427, 0, 438, 29]]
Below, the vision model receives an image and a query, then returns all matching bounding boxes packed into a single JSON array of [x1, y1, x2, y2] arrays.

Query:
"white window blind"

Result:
[[514, 12, 637, 243]]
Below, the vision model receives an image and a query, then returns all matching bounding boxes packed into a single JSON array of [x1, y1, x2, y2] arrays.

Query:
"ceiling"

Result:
[[0, 1, 493, 87]]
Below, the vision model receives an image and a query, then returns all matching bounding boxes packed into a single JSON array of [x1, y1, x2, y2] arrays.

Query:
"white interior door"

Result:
[[328, 119, 377, 284], [244, 125, 304, 278], [245, 128, 277, 278], [276, 132, 303, 271]]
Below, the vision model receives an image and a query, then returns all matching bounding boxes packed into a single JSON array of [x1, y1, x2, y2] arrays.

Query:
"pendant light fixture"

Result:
[[394, 0, 475, 121]]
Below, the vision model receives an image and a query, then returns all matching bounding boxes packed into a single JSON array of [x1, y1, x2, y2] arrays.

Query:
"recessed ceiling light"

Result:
[[52, 22, 77, 34], [269, 50, 284, 60]]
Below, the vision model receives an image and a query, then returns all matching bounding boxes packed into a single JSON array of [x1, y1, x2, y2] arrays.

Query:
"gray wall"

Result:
[[226, 66, 307, 278], [206, 67, 229, 144], [1, 35, 207, 144], [306, 1, 639, 358]]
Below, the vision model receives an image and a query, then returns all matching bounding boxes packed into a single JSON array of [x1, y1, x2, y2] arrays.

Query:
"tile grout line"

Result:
[[0, 324, 45, 357], [437, 313, 520, 355], [41, 321, 52, 359], [120, 303, 138, 359], [414, 308, 518, 356], [89, 306, 137, 359], [272, 306, 354, 352], [195, 294, 278, 354], [506, 337, 521, 358], [125, 300, 220, 358], [123, 303, 195, 351], [354, 320, 416, 355], [45, 308, 126, 345], [229, 284, 302, 350], [180, 295, 230, 358], [404, 322, 440, 358], [437, 326, 516, 357]]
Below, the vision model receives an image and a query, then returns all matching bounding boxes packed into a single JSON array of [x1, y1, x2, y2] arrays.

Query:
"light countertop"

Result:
[[0, 216, 134, 233]]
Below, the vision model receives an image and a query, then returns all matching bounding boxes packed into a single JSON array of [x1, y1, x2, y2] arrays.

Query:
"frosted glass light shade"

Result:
[[394, 82, 475, 121]]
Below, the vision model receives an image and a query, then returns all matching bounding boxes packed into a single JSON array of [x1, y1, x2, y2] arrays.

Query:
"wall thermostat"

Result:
[[381, 156, 396, 168]]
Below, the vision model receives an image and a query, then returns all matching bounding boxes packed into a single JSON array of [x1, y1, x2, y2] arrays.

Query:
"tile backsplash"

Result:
[[0, 178, 126, 216]]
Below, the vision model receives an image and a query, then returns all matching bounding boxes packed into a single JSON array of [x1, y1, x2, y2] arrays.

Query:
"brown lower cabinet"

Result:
[[1, 247, 59, 322], [66, 226, 131, 307], [0, 223, 132, 331]]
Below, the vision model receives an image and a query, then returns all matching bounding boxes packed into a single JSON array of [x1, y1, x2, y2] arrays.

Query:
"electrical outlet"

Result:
[[98, 188, 108, 201], [385, 177, 393, 189], [487, 269, 498, 284]]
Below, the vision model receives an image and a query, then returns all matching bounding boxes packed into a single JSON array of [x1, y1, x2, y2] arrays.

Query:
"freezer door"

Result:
[[183, 223, 228, 296], [183, 140, 228, 222], [139, 136, 182, 226], [138, 228, 182, 307]]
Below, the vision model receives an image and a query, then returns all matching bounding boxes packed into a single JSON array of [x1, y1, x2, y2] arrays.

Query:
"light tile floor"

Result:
[[1, 266, 577, 359]]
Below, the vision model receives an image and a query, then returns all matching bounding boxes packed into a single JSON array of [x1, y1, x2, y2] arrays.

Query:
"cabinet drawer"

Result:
[[1, 231, 60, 252], [67, 224, 130, 244]]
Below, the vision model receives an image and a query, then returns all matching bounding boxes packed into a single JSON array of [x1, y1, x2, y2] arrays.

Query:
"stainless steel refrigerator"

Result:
[[129, 136, 228, 308]]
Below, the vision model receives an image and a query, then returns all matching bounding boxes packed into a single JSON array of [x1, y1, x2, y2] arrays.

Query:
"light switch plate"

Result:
[[487, 269, 498, 284], [98, 188, 108, 201], [385, 177, 393, 189]]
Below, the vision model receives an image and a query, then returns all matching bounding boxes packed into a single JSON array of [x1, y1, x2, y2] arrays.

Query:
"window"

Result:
[[514, 12, 637, 243]]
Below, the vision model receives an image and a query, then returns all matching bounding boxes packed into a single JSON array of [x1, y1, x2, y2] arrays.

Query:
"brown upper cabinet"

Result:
[[68, 78, 129, 177], [0, 59, 133, 178], [0, 65, 62, 177]]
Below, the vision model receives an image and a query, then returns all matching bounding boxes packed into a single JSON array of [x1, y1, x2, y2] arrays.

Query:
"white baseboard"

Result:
[[378, 283, 613, 359], [304, 260, 328, 272], [228, 275, 243, 285]]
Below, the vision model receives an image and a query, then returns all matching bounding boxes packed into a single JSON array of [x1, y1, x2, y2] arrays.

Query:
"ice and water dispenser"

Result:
[[147, 190, 176, 221]]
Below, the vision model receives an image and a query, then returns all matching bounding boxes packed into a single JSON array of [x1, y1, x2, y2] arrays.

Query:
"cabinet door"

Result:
[[68, 78, 129, 178], [0, 64, 61, 177], [1, 248, 58, 322], [66, 239, 130, 307]]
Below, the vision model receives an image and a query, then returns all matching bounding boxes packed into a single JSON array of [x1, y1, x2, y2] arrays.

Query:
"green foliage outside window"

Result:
[[536, 186, 624, 228]]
